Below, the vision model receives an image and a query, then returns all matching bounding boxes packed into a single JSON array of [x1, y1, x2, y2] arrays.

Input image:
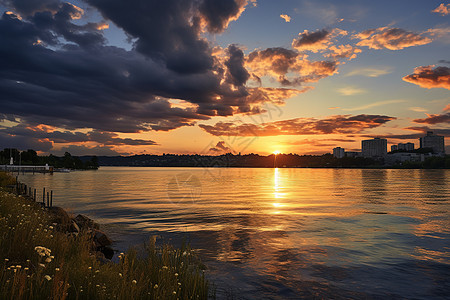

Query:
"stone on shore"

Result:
[[74, 214, 100, 230]]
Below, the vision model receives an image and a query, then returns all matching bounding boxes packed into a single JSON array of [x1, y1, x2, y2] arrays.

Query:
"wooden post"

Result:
[[34, 189, 36, 201], [50, 191, 53, 208], [47, 192, 49, 208], [43, 187, 45, 206]]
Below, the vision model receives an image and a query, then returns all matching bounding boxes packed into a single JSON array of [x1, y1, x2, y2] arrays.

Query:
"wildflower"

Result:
[[4, 258, 9, 262], [55, 268, 60, 271], [154, 284, 158, 289], [39, 263, 45, 268], [132, 280, 137, 284], [49, 226, 53, 230], [174, 273, 178, 277], [173, 291, 177, 294], [88, 266, 92, 270], [162, 266, 168, 270], [44, 275, 51, 281], [95, 270, 100, 273], [24, 267, 29, 271], [119, 273, 122, 277], [45, 258, 52, 263], [178, 283, 181, 286], [16, 265, 21, 269]]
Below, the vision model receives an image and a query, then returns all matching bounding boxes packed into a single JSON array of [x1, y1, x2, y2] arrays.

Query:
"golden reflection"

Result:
[[273, 168, 285, 210]]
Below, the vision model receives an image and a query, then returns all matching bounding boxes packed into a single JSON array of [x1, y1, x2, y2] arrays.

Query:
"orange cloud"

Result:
[[432, 3, 450, 16], [403, 65, 450, 90], [413, 113, 450, 124], [245, 87, 311, 105], [246, 47, 337, 86], [199, 114, 396, 136], [355, 27, 431, 50], [280, 14, 291, 22], [328, 44, 361, 60]]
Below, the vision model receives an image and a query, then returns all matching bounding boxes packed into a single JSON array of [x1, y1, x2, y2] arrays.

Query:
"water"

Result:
[[19, 167, 450, 299]]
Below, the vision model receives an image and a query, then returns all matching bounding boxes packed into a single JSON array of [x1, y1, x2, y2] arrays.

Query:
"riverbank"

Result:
[[0, 171, 210, 299]]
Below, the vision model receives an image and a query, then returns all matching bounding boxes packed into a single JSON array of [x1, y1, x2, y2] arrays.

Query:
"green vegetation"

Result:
[[0, 172, 210, 299], [0, 149, 98, 170]]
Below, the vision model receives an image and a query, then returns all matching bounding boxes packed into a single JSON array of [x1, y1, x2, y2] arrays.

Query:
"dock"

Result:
[[1, 164, 54, 174]]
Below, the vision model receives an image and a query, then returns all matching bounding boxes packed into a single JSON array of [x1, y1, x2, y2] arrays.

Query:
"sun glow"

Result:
[[273, 150, 280, 155]]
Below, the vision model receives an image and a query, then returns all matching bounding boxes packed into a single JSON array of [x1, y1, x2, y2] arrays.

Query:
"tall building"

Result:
[[391, 145, 398, 152], [420, 131, 445, 154], [362, 138, 387, 157], [333, 147, 345, 158]]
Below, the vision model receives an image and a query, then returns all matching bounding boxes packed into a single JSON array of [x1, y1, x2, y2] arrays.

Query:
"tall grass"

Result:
[[0, 172, 211, 299]]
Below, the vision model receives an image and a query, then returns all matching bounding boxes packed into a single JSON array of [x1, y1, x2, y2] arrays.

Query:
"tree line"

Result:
[[0, 148, 98, 170]]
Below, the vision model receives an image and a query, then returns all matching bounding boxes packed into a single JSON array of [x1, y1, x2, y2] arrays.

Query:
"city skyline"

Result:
[[0, 0, 449, 156]]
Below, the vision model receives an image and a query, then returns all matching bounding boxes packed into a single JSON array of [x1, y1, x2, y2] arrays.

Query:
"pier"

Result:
[[1, 164, 54, 174]]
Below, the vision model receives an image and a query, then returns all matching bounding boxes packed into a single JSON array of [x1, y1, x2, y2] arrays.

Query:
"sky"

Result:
[[0, 0, 449, 156]]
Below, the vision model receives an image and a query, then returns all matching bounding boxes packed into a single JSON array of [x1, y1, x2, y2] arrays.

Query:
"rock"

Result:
[[47, 207, 71, 225], [99, 246, 114, 260], [70, 220, 80, 234], [74, 214, 100, 230], [93, 229, 112, 247]]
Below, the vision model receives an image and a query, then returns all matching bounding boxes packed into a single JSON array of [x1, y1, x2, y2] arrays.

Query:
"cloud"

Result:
[[0, 1, 303, 136], [55, 145, 123, 156], [345, 67, 392, 77], [280, 14, 291, 22], [209, 141, 232, 152], [403, 65, 450, 90], [199, 114, 395, 136], [342, 99, 406, 111], [0, 123, 158, 152], [198, 0, 248, 33], [354, 27, 431, 50], [413, 106, 450, 124], [327, 44, 361, 60], [292, 29, 347, 53], [432, 3, 450, 16], [225, 44, 250, 86], [246, 47, 337, 86], [337, 86, 366, 96], [409, 107, 428, 112]]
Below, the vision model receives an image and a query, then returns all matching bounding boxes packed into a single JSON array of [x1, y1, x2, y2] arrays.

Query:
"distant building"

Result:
[[420, 131, 445, 154], [333, 147, 345, 158], [391, 145, 398, 152], [345, 151, 361, 158], [398, 142, 414, 151], [362, 138, 387, 157]]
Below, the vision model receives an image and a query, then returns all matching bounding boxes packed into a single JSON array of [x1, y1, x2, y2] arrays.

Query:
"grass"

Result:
[[0, 172, 211, 299]]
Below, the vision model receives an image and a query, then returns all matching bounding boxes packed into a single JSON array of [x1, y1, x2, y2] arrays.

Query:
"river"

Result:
[[19, 167, 450, 299]]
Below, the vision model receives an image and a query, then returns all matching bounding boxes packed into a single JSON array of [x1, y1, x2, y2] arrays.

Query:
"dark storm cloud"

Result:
[[0, 0, 60, 15], [0, 0, 300, 137], [199, 114, 396, 136], [225, 44, 250, 86], [199, 0, 247, 33]]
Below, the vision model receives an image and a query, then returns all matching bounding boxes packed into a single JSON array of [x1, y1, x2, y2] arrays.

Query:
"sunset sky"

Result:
[[0, 0, 449, 156]]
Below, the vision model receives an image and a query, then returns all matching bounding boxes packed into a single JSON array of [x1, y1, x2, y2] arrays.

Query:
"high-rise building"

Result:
[[398, 142, 414, 151], [362, 138, 387, 157], [419, 131, 445, 154], [391, 145, 398, 152], [333, 147, 345, 158]]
